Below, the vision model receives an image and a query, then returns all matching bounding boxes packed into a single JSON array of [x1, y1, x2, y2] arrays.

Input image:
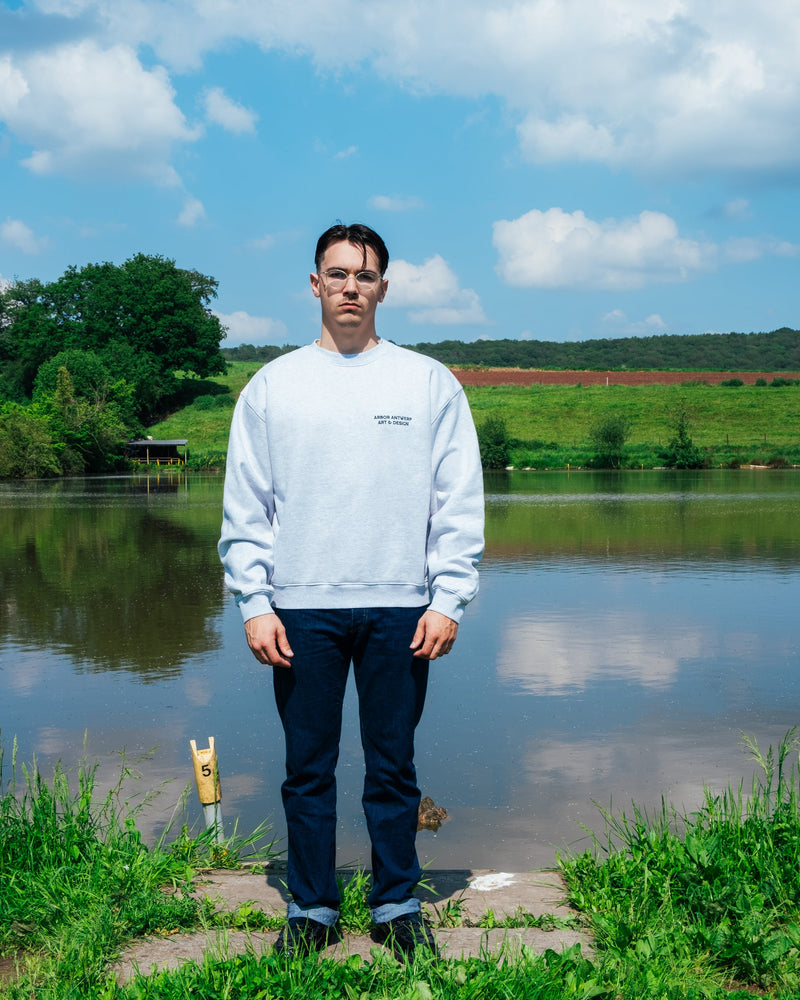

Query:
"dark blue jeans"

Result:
[[272, 606, 429, 925]]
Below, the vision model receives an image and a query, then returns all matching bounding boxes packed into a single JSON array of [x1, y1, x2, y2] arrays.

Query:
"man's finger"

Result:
[[409, 619, 426, 651], [245, 614, 294, 667]]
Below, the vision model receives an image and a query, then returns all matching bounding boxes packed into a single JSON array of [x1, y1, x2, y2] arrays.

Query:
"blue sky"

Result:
[[1, 0, 798, 348]]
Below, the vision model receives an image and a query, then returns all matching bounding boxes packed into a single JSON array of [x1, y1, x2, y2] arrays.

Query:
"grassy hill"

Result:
[[150, 362, 800, 470]]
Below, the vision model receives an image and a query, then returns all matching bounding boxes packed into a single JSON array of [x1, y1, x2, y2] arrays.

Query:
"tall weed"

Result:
[[561, 729, 800, 994]]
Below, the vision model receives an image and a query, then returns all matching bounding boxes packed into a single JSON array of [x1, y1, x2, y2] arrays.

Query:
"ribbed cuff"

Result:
[[428, 588, 465, 623]]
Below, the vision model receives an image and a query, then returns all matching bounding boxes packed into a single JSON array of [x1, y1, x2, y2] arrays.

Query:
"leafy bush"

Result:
[[477, 415, 511, 469], [0, 404, 62, 477], [586, 414, 630, 469], [193, 393, 235, 411], [720, 377, 744, 387], [186, 450, 227, 471]]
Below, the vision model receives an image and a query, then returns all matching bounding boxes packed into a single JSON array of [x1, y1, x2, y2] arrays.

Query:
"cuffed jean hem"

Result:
[[287, 902, 339, 927], [371, 897, 421, 924]]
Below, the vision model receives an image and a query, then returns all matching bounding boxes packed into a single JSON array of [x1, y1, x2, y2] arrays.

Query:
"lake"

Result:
[[1, 470, 798, 871]]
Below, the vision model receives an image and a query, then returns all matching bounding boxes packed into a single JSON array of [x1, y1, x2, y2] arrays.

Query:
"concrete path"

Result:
[[112, 868, 593, 983]]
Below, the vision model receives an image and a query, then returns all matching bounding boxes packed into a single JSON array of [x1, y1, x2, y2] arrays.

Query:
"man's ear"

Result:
[[309, 272, 322, 299], [378, 278, 388, 303]]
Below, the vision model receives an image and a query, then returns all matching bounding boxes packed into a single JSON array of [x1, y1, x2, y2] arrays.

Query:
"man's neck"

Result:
[[318, 325, 380, 354]]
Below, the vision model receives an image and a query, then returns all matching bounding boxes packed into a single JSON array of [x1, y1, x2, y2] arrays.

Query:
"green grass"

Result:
[[113, 945, 601, 999], [150, 363, 262, 460], [561, 729, 800, 998], [466, 383, 800, 468], [0, 739, 278, 997], [6, 733, 800, 997], [149, 368, 800, 471]]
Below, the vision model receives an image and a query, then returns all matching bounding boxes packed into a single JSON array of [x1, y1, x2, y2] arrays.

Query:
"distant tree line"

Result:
[[222, 327, 800, 372], [220, 343, 298, 363], [0, 254, 225, 476]]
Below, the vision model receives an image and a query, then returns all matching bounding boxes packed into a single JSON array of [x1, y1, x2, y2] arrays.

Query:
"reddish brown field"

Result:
[[451, 368, 800, 387]]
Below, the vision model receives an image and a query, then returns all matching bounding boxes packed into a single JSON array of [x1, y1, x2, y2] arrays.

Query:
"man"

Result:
[[218, 223, 484, 959]]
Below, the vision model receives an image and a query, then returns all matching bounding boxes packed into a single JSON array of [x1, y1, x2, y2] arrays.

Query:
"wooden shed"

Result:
[[126, 439, 188, 466]]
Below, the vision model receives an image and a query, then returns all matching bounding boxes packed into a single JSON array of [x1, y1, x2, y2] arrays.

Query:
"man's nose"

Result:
[[342, 272, 359, 292]]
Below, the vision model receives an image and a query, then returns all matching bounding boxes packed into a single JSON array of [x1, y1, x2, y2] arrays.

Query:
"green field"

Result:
[[150, 363, 800, 470]]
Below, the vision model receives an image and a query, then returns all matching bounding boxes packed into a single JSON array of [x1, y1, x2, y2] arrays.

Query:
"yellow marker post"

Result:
[[190, 737, 223, 841]]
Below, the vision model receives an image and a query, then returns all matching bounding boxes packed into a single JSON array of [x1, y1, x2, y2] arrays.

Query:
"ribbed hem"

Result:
[[273, 582, 429, 609]]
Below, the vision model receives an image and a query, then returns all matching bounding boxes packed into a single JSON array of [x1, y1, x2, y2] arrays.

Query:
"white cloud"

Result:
[[493, 207, 717, 290], [368, 194, 424, 212], [202, 86, 257, 134], [385, 255, 487, 325], [248, 233, 276, 251], [723, 198, 752, 221], [409, 289, 486, 326], [602, 310, 667, 335], [0, 55, 29, 115], [214, 309, 289, 347], [517, 116, 618, 164], [0, 39, 197, 183], [385, 256, 459, 307], [1, 218, 47, 254], [177, 195, 205, 227], [334, 145, 358, 160], [0, 274, 12, 292], [19, 1, 800, 177], [722, 236, 799, 263]]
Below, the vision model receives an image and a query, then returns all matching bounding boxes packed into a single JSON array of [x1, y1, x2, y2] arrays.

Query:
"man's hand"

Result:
[[410, 609, 458, 660], [244, 613, 294, 668]]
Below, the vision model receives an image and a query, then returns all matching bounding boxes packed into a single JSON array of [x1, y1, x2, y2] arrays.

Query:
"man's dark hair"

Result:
[[315, 223, 389, 276]]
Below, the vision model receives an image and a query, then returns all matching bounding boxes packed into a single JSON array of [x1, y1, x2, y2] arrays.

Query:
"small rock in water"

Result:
[[417, 795, 447, 831]]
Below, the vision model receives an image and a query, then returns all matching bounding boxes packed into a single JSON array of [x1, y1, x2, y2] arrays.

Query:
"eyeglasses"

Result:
[[320, 268, 381, 291]]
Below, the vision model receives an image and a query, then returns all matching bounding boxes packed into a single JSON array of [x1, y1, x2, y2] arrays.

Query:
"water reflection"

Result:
[[497, 611, 702, 693], [0, 476, 225, 678], [1, 471, 799, 870]]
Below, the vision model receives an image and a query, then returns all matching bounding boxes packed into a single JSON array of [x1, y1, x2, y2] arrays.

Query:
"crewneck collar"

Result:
[[312, 338, 388, 365]]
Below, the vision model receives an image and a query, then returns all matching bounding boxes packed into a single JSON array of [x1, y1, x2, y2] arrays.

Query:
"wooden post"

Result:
[[190, 737, 223, 841]]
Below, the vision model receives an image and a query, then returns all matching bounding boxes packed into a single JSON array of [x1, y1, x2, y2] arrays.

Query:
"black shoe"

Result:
[[273, 917, 332, 958], [375, 911, 438, 960]]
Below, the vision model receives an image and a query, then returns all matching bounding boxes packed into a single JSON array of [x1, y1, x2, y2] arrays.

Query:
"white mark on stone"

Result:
[[470, 872, 517, 891]]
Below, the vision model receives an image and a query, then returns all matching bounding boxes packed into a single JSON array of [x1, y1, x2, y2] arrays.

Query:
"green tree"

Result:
[[660, 400, 705, 469], [587, 413, 631, 468], [35, 366, 134, 473], [0, 404, 62, 478], [0, 254, 225, 421]]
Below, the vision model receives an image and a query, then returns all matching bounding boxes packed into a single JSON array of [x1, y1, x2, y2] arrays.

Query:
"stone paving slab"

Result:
[[111, 868, 593, 984]]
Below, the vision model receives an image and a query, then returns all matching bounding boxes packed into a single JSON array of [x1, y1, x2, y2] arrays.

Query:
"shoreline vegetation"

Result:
[[4, 731, 800, 997], [147, 362, 800, 474], [2, 265, 798, 478]]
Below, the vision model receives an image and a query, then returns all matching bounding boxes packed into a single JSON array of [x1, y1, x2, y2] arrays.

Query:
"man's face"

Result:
[[310, 240, 388, 331]]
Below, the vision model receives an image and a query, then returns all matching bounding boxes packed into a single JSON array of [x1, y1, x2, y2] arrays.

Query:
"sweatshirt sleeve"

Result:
[[217, 387, 278, 622], [426, 386, 485, 623]]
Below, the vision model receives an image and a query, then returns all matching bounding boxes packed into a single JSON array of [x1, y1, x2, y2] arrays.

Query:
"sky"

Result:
[[0, 0, 799, 349]]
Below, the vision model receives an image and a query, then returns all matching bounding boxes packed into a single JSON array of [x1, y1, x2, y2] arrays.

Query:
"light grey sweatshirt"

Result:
[[218, 340, 484, 623]]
